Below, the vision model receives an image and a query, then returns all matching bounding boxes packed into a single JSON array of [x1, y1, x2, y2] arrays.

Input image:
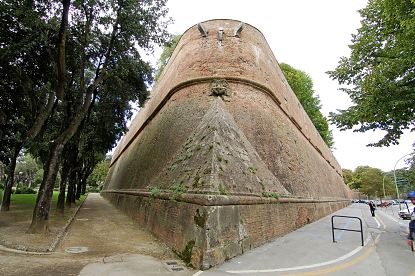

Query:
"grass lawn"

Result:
[[0, 190, 65, 208], [0, 190, 85, 208]]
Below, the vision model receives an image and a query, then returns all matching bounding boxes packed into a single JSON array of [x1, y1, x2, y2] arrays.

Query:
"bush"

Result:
[[15, 186, 37, 194], [0, 183, 4, 190], [86, 186, 101, 193]]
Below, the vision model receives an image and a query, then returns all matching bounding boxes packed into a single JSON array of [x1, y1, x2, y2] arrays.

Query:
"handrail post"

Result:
[[331, 215, 364, 246]]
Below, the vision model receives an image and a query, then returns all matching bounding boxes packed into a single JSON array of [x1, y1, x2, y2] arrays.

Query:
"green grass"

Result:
[[0, 190, 86, 209]]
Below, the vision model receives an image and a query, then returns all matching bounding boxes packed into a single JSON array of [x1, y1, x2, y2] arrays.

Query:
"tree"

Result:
[[23, 0, 171, 233], [357, 167, 382, 197], [351, 166, 394, 198], [393, 168, 415, 194], [348, 166, 370, 190], [0, 0, 61, 211], [87, 158, 110, 189], [15, 153, 41, 188], [280, 63, 334, 148], [327, 0, 415, 147], [407, 143, 415, 170], [342, 169, 354, 185], [155, 34, 181, 80]]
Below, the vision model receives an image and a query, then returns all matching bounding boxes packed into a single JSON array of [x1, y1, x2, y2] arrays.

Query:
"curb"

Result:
[[0, 194, 88, 255], [0, 244, 52, 255], [48, 194, 88, 252]]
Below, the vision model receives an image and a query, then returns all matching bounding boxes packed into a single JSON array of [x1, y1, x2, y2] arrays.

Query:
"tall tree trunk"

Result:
[[56, 166, 69, 213], [27, 142, 64, 233], [29, 98, 93, 232], [81, 177, 86, 195], [1, 142, 23, 212], [75, 173, 82, 200], [72, 170, 78, 203], [66, 169, 76, 207]]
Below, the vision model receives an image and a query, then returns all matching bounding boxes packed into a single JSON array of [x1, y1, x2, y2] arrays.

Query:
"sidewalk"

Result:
[[197, 203, 390, 276]]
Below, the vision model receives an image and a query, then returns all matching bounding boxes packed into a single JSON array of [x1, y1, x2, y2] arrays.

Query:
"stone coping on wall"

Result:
[[101, 189, 350, 206]]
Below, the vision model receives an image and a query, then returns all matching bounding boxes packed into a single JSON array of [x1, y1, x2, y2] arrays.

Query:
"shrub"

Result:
[[15, 186, 37, 194], [86, 186, 101, 193]]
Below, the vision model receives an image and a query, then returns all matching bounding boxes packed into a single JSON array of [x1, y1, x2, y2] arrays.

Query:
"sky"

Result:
[[138, 0, 415, 172]]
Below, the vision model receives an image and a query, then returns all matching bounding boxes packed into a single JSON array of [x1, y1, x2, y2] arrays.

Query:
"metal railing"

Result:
[[331, 215, 364, 246]]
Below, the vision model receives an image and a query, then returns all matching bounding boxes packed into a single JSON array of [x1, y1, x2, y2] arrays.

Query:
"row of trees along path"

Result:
[[0, 0, 170, 233]]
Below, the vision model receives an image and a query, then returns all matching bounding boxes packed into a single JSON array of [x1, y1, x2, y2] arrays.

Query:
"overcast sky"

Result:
[[141, 0, 415, 172]]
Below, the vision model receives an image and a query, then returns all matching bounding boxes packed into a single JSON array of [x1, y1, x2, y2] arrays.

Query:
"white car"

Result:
[[398, 205, 415, 220]]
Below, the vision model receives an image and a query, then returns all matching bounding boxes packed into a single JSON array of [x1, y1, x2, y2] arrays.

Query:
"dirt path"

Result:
[[58, 193, 175, 258], [0, 193, 192, 276]]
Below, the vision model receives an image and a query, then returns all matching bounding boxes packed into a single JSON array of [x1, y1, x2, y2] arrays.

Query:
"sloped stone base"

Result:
[[101, 191, 349, 269]]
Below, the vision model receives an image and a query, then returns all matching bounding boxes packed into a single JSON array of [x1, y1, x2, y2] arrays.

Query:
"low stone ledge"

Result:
[[101, 189, 349, 206]]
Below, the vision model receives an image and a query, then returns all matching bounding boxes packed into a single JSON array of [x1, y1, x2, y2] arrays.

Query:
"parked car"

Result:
[[398, 205, 415, 220], [378, 201, 391, 207]]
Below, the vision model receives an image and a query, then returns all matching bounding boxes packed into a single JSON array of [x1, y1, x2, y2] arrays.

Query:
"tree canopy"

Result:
[[342, 169, 353, 185], [327, 0, 415, 147], [155, 34, 181, 80], [280, 63, 334, 148], [347, 166, 395, 198]]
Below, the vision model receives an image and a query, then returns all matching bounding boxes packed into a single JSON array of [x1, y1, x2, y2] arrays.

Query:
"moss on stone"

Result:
[[170, 183, 187, 200], [176, 240, 195, 266], [194, 209, 208, 228], [219, 184, 229, 195]]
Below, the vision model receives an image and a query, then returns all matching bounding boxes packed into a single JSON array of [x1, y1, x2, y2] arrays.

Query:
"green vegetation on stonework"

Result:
[[194, 209, 208, 228], [148, 186, 162, 198], [248, 166, 257, 174], [170, 183, 187, 200], [262, 192, 280, 199], [219, 184, 229, 195], [175, 240, 195, 267]]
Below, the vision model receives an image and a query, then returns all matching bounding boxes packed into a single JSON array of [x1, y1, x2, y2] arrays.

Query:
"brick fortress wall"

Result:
[[102, 19, 351, 269]]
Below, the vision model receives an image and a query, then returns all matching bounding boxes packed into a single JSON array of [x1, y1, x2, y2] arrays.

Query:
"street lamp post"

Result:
[[393, 153, 413, 210]]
